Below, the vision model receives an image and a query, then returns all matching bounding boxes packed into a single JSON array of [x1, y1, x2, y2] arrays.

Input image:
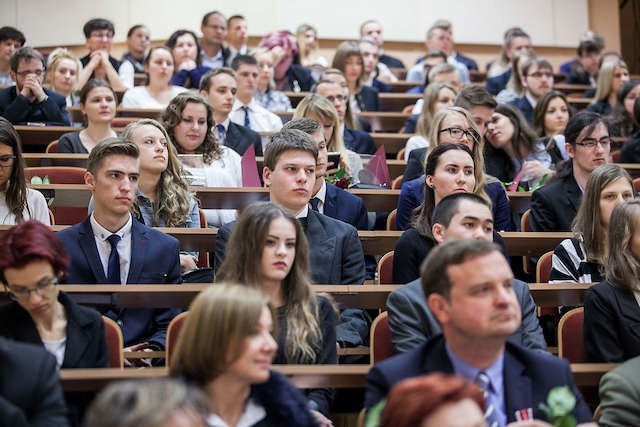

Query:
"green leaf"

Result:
[[365, 399, 386, 427]]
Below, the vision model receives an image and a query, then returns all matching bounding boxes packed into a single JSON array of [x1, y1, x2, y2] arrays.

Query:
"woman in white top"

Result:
[[0, 117, 49, 225], [162, 92, 241, 227], [405, 82, 457, 160], [121, 46, 187, 109], [45, 47, 81, 107]]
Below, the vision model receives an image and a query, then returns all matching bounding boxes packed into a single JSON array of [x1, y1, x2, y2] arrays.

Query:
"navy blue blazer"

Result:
[[365, 335, 593, 424], [216, 208, 366, 285], [56, 217, 182, 349], [486, 70, 511, 96], [379, 54, 405, 69], [509, 96, 534, 124], [0, 292, 108, 369], [0, 86, 70, 125], [224, 121, 263, 156], [355, 85, 380, 112], [454, 52, 479, 71], [530, 173, 581, 232], [343, 127, 377, 155], [287, 64, 315, 92], [396, 176, 514, 232], [0, 337, 70, 427], [323, 182, 369, 231]]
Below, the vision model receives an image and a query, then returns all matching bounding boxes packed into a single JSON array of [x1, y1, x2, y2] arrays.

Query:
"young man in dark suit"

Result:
[[57, 138, 181, 362], [365, 239, 593, 425], [508, 57, 554, 124], [0, 46, 69, 125], [0, 336, 70, 426], [199, 68, 263, 156], [388, 193, 545, 354]]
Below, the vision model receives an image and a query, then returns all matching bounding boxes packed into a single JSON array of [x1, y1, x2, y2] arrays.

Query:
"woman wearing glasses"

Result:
[[485, 104, 556, 188], [0, 117, 50, 225], [530, 111, 611, 232]]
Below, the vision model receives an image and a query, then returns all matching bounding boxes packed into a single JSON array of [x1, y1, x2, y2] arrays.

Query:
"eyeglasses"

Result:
[[439, 127, 479, 143], [575, 137, 611, 149], [15, 69, 44, 78], [0, 155, 16, 167], [527, 71, 553, 79], [5, 277, 58, 301], [90, 32, 114, 40]]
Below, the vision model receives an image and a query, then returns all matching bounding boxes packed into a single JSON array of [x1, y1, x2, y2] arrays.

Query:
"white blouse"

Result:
[[0, 188, 50, 225]]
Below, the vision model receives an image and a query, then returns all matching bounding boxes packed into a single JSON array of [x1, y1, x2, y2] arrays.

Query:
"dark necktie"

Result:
[[106, 234, 121, 284], [241, 105, 251, 128], [309, 197, 320, 212], [475, 371, 499, 427], [216, 124, 226, 145]]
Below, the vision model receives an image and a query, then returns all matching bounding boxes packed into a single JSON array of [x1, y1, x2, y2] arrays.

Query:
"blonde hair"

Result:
[[605, 200, 640, 291], [318, 68, 360, 130], [415, 82, 457, 138], [122, 119, 195, 227], [593, 59, 628, 104], [169, 283, 273, 384], [293, 93, 348, 160], [45, 47, 82, 93], [296, 24, 322, 66]]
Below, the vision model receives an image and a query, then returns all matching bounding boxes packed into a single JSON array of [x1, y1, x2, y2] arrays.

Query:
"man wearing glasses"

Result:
[[200, 11, 231, 70], [0, 46, 70, 125], [77, 18, 130, 91], [509, 57, 555, 124]]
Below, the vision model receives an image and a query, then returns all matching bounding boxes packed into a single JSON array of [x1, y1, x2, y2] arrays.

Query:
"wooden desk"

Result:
[[60, 365, 371, 391], [23, 153, 89, 167], [387, 81, 421, 93], [358, 112, 410, 132], [528, 283, 591, 307], [567, 97, 592, 110], [378, 93, 421, 112], [58, 363, 614, 392], [371, 133, 412, 156], [554, 83, 591, 95], [500, 232, 571, 257], [15, 125, 78, 151], [507, 191, 532, 216], [68, 107, 162, 123]]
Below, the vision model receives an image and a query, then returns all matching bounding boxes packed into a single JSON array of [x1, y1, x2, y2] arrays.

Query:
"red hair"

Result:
[[0, 220, 69, 283], [380, 373, 485, 427]]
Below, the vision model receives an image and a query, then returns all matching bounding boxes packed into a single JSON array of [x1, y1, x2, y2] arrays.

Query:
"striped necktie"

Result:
[[475, 371, 500, 427], [241, 105, 250, 128]]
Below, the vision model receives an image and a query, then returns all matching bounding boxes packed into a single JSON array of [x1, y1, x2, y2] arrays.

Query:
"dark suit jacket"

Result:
[[0, 336, 69, 427], [379, 54, 405, 69], [599, 356, 640, 427], [0, 86, 70, 125], [509, 96, 535, 124], [387, 279, 546, 354], [486, 70, 511, 95], [216, 209, 365, 285], [0, 292, 108, 369], [365, 335, 592, 424], [454, 52, 478, 71], [343, 127, 377, 155], [56, 217, 182, 349], [584, 280, 640, 363], [355, 85, 379, 112], [287, 64, 315, 92], [403, 147, 427, 184], [530, 173, 581, 232], [323, 182, 368, 231], [224, 121, 263, 156]]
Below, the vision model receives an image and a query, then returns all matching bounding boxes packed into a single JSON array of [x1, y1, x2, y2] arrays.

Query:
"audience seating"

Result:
[[385, 209, 397, 231], [197, 209, 209, 267], [557, 307, 586, 363], [25, 167, 88, 224], [165, 311, 189, 367], [611, 150, 621, 163], [102, 316, 124, 369], [45, 140, 58, 153], [536, 251, 554, 283], [633, 177, 640, 193], [370, 311, 393, 364], [376, 251, 394, 284], [520, 209, 535, 273]]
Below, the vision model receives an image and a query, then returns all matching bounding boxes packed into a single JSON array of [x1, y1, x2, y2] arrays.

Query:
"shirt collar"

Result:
[[445, 342, 504, 392], [295, 204, 309, 219], [90, 213, 133, 242], [525, 92, 538, 108], [315, 179, 327, 204], [216, 117, 231, 131]]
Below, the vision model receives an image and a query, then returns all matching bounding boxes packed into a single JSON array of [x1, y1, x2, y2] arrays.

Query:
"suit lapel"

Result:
[[615, 286, 640, 324], [504, 349, 532, 422], [126, 220, 147, 284], [306, 210, 337, 282], [323, 183, 338, 217], [79, 219, 108, 283], [563, 176, 582, 213]]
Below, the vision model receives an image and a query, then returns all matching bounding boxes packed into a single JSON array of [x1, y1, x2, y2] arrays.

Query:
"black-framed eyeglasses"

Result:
[[0, 155, 16, 167], [575, 137, 611, 149], [439, 127, 479, 143], [5, 277, 58, 301], [15, 69, 44, 78]]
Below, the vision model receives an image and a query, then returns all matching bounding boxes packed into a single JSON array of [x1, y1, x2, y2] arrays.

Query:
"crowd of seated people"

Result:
[[2, 9, 640, 426]]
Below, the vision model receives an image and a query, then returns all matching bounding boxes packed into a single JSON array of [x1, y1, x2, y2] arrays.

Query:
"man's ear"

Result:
[[199, 89, 208, 99], [9, 70, 17, 84], [565, 142, 575, 160], [262, 167, 272, 187], [432, 223, 446, 244], [427, 293, 450, 326], [84, 171, 95, 190]]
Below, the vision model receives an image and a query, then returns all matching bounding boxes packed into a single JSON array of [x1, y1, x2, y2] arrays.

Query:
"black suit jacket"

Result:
[[56, 217, 182, 348], [0, 337, 69, 427], [365, 335, 592, 423], [509, 96, 534, 124], [585, 280, 640, 363], [0, 292, 108, 369], [343, 127, 377, 155], [355, 85, 379, 112], [486, 70, 511, 95], [379, 54, 405, 69], [224, 121, 263, 156], [287, 64, 315, 92], [0, 86, 70, 125], [323, 182, 368, 230], [530, 173, 581, 232], [403, 146, 427, 183]]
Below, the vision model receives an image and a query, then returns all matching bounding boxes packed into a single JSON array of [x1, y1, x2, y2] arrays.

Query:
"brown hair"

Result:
[[533, 90, 572, 137], [0, 117, 28, 221], [86, 137, 139, 176], [263, 128, 318, 171], [605, 200, 640, 291]]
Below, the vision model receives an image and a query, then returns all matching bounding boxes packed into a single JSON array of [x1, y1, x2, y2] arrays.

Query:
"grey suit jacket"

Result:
[[387, 278, 547, 353], [599, 356, 640, 427]]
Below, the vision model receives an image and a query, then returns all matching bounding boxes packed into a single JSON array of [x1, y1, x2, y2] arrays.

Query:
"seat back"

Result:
[[45, 140, 58, 153], [633, 177, 640, 194], [611, 150, 621, 163], [377, 251, 394, 284], [370, 311, 393, 364], [386, 209, 397, 231], [557, 307, 585, 362], [391, 175, 403, 189], [102, 316, 124, 368], [536, 251, 554, 283], [197, 209, 209, 267], [520, 209, 535, 273], [166, 311, 189, 366]]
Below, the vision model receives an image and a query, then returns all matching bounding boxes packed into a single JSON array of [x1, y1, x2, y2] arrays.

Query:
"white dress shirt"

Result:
[[90, 213, 132, 284], [229, 99, 283, 133], [311, 179, 327, 214]]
